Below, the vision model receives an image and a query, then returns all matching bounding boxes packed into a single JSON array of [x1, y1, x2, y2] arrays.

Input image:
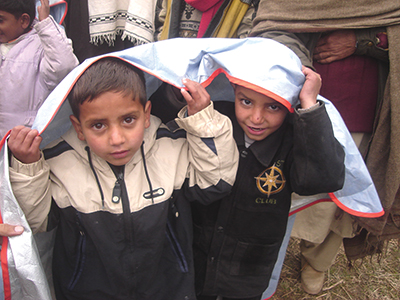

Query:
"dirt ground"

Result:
[[270, 238, 400, 300]]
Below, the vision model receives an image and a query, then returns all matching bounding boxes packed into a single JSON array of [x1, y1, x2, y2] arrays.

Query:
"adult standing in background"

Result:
[[155, 0, 258, 41], [64, 0, 157, 62]]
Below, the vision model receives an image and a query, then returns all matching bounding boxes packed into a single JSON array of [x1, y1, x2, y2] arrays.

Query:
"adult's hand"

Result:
[[313, 30, 357, 64]]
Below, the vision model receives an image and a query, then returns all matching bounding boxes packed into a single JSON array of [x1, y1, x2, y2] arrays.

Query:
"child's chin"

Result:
[[106, 156, 132, 166], [246, 131, 269, 141]]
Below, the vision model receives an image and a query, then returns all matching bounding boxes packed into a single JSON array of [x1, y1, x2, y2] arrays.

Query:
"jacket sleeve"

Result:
[[35, 15, 79, 91], [174, 102, 239, 204], [256, 30, 319, 69], [9, 154, 51, 234], [354, 27, 389, 62], [290, 101, 345, 195]]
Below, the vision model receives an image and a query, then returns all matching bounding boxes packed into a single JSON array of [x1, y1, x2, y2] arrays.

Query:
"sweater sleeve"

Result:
[[174, 102, 239, 204], [290, 101, 345, 195], [35, 15, 79, 91], [354, 27, 389, 62], [9, 154, 51, 234]]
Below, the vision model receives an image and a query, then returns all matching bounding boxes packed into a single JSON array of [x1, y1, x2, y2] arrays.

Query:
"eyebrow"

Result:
[[236, 91, 281, 106], [83, 110, 141, 125], [236, 91, 248, 98], [83, 118, 107, 126]]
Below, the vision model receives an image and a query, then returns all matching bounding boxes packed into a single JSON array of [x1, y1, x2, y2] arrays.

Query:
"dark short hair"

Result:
[[68, 57, 147, 118], [0, 0, 36, 28]]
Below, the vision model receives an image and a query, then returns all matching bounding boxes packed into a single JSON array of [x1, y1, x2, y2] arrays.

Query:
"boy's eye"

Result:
[[269, 104, 280, 111], [92, 123, 104, 130], [124, 116, 134, 124], [240, 99, 252, 106]]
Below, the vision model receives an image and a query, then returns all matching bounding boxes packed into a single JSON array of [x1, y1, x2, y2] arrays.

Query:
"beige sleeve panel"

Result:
[[9, 155, 51, 234], [175, 102, 239, 189]]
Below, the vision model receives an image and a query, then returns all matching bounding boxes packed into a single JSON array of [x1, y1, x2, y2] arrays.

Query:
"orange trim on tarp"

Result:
[[288, 193, 384, 218], [35, 62, 294, 141], [35, 1, 68, 25], [329, 192, 384, 218], [0, 213, 11, 300], [0, 131, 10, 148], [289, 198, 332, 216], [201, 68, 295, 113], [50, 0, 68, 25]]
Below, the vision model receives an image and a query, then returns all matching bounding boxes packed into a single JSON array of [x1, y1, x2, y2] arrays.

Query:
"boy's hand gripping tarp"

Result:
[[0, 37, 383, 300]]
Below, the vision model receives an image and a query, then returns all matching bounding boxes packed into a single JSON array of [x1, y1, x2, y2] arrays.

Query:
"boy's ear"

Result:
[[144, 101, 152, 129], [69, 115, 86, 141], [19, 13, 31, 30]]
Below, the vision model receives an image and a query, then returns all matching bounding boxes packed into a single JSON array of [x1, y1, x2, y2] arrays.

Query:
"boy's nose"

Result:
[[109, 126, 125, 145], [250, 109, 264, 124]]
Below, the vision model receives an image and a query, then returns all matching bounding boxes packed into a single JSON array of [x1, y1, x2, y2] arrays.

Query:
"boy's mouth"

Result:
[[246, 126, 268, 136], [110, 150, 129, 159], [249, 126, 264, 131], [248, 126, 266, 132]]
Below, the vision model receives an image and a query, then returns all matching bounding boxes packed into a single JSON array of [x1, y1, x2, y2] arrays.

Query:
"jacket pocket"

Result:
[[67, 227, 87, 290], [166, 220, 189, 273], [229, 240, 280, 276]]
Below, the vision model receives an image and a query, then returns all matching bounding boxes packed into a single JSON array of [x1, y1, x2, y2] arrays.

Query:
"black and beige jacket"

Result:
[[9, 104, 238, 300]]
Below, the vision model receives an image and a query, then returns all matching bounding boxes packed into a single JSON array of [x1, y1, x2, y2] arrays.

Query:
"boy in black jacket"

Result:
[[151, 64, 345, 300], [192, 65, 345, 300]]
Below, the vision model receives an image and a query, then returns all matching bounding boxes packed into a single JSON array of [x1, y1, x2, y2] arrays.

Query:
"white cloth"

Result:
[[88, 0, 156, 46]]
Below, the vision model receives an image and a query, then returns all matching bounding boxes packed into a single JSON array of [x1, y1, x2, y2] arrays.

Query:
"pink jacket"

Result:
[[0, 15, 78, 138]]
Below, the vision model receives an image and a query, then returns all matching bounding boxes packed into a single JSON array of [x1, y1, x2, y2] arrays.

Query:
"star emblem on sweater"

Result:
[[255, 164, 286, 197]]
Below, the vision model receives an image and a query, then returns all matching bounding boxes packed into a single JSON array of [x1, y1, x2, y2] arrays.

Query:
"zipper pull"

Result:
[[112, 180, 121, 203]]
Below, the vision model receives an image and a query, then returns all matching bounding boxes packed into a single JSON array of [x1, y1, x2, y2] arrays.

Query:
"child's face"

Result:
[[234, 85, 288, 141], [70, 91, 151, 166], [0, 11, 29, 43]]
